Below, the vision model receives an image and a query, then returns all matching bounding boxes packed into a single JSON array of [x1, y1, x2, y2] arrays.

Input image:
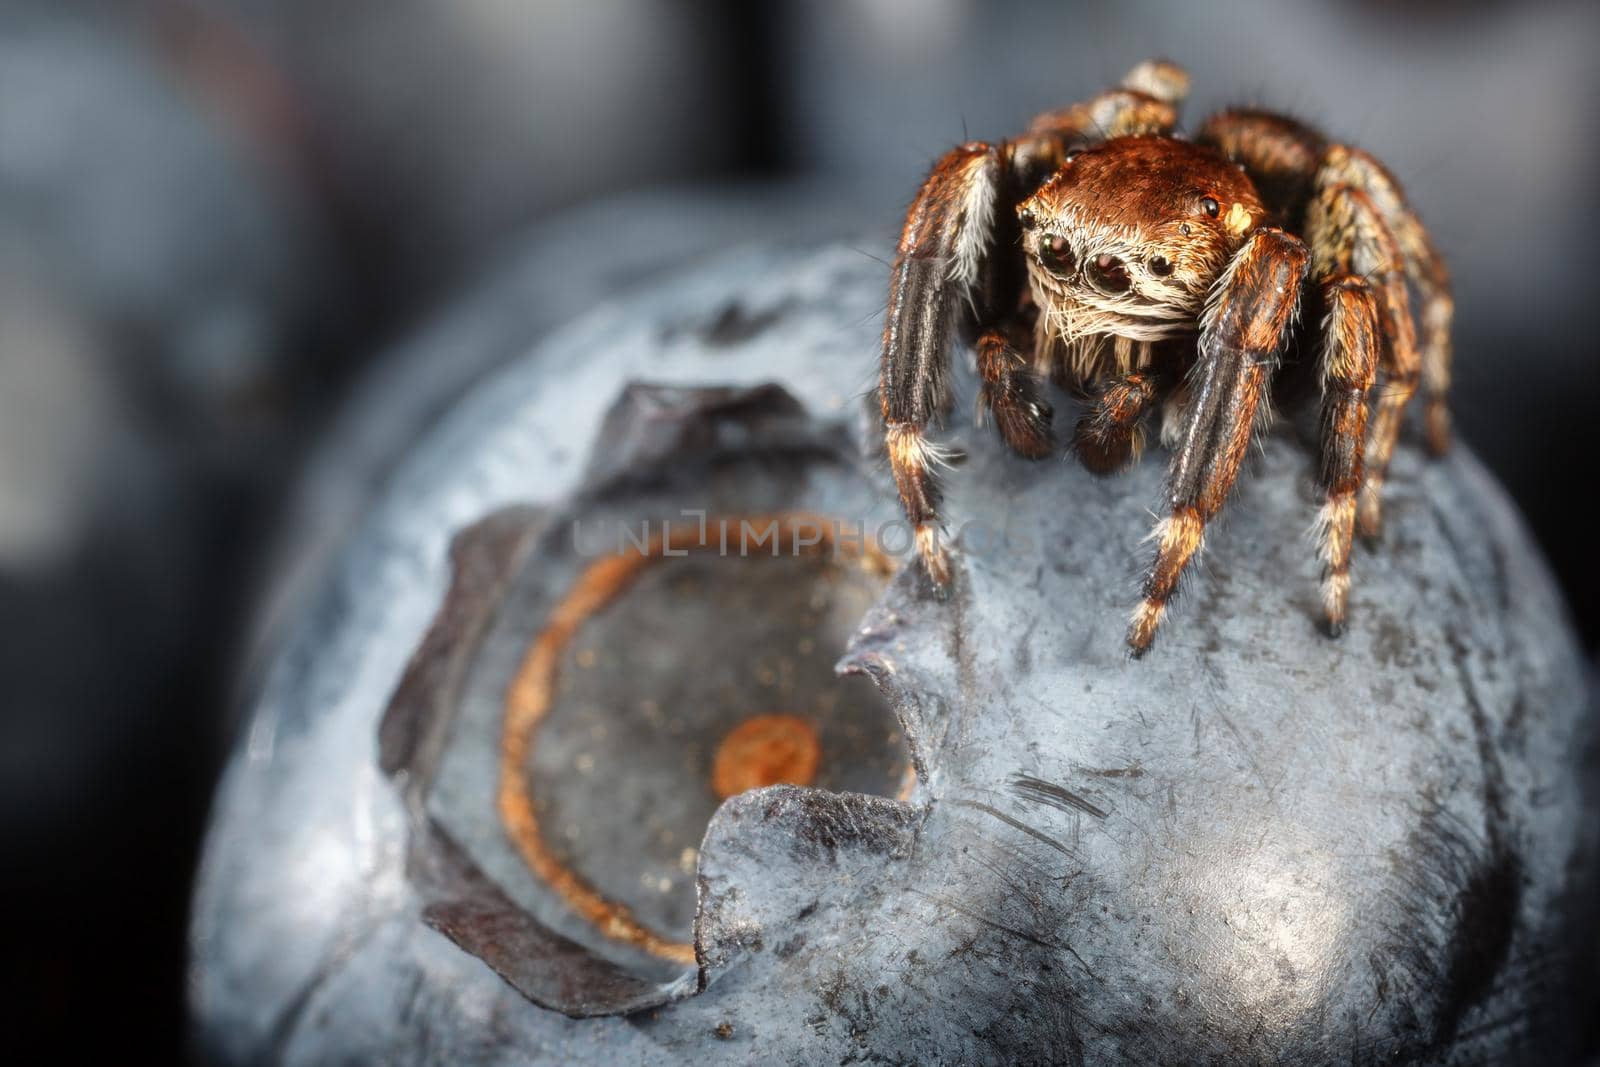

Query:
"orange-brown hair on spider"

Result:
[[878, 58, 1451, 655]]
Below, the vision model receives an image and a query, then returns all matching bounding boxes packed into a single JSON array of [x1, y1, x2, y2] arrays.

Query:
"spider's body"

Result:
[[880, 61, 1452, 654]]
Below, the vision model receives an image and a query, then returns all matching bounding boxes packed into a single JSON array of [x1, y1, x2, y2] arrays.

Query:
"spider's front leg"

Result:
[[1128, 229, 1311, 655], [881, 142, 1043, 586]]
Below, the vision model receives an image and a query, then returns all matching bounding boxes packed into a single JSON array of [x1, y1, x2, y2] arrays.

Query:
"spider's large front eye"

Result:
[[1200, 196, 1220, 218], [1085, 253, 1132, 294], [1037, 234, 1075, 275]]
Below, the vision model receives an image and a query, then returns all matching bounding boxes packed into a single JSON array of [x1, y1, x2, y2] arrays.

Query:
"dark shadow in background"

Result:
[[0, 0, 1594, 1060]]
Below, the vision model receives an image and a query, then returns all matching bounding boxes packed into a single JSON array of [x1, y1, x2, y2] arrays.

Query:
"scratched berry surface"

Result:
[[191, 243, 1596, 1065]]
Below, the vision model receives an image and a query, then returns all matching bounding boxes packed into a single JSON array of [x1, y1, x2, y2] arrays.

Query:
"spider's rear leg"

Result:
[[1197, 108, 1327, 225], [1313, 275, 1381, 635], [1075, 369, 1162, 475], [1203, 111, 1453, 457], [1011, 62, 1185, 188], [881, 142, 1010, 587], [1306, 182, 1419, 538], [1120, 58, 1191, 105], [1129, 229, 1310, 655], [976, 326, 1054, 459], [1319, 146, 1454, 456]]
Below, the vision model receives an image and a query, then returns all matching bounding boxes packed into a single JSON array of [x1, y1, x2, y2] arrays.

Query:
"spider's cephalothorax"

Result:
[[879, 60, 1453, 654]]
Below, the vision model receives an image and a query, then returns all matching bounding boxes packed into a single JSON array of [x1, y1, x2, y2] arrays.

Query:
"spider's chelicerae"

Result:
[[880, 59, 1452, 655]]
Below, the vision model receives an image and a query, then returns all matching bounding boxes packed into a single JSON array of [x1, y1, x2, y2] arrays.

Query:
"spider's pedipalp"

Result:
[[1129, 228, 1310, 654], [1075, 369, 1162, 475], [976, 327, 1054, 459], [1313, 274, 1382, 634]]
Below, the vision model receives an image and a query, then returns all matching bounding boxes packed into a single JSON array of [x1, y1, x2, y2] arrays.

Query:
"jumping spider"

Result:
[[880, 59, 1452, 655]]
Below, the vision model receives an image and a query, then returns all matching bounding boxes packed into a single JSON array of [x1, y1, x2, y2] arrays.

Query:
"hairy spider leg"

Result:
[[1318, 146, 1454, 458], [1307, 182, 1420, 538], [1013, 91, 1178, 190], [1312, 275, 1382, 633], [1202, 110, 1453, 531], [1197, 109, 1327, 223], [881, 141, 1007, 587], [1128, 228, 1310, 654]]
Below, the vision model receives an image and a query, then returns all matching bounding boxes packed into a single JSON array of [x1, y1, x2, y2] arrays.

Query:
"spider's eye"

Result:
[[1200, 196, 1220, 218], [1037, 234, 1075, 275], [1085, 253, 1132, 294], [1148, 255, 1174, 277], [1018, 207, 1037, 230]]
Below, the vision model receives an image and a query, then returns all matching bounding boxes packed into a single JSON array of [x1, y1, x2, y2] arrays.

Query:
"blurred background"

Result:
[[1, 0, 1595, 1059]]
